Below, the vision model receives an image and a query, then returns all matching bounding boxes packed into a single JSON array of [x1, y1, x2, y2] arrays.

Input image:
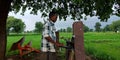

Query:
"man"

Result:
[[41, 10, 64, 60]]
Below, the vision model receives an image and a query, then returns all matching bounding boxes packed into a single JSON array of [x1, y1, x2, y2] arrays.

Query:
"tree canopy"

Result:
[[109, 20, 120, 32], [103, 25, 111, 32], [10, 0, 120, 21], [66, 27, 72, 32], [94, 22, 101, 32], [34, 21, 43, 33], [7, 16, 25, 34], [83, 24, 89, 32]]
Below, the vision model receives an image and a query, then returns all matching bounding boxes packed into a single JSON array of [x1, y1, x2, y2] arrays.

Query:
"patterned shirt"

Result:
[[41, 19, 56, 52]]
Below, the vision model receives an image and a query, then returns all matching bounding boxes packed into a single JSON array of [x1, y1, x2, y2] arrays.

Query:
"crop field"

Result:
[[84, 32, 120, 60], [6, 32, 120, 60]]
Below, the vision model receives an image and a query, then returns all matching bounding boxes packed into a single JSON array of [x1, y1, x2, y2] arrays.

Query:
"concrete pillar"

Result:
[[73, 21, 85, 60]]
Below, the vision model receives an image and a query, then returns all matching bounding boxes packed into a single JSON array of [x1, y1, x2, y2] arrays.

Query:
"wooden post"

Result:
[[55, 31, 59, 51], [73, 21, 85, 60], [55, 31, 59, 60]]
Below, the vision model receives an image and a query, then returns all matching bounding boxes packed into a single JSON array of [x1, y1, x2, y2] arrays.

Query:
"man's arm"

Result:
[[45, 36, 63, 47], [43, 23, 63, 47], [45, 36, 56, 44]]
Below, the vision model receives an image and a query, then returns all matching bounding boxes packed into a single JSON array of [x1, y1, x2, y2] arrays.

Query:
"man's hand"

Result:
[[55, 42, 64, 47]]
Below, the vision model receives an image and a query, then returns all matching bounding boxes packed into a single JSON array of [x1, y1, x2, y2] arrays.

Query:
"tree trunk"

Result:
[[0, 0, 12, 60]]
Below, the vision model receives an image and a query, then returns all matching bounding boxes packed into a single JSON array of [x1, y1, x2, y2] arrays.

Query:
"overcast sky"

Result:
[[8, 11, 120, 31]]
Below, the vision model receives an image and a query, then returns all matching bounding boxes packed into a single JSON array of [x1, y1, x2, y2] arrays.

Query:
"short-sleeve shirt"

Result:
[[41, 19, 56, 52]]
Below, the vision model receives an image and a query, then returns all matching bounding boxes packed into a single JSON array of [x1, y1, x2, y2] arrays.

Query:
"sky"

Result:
[[8, 11, 120, 31]]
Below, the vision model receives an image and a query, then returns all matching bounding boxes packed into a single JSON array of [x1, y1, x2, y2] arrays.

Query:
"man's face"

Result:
[[50, 14, 58, 23]]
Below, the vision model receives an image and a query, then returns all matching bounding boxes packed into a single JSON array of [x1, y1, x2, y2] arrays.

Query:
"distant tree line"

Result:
[[59, 20, 120, 33], [34, 22, 43, 33], [7, 16, 120, 34], [94, 20, 120, 32], [59, 24, 93, 33], [7, 16, 44, 35]]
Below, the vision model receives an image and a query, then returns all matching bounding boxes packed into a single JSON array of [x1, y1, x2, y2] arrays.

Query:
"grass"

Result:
[[6, 33, 41, 56], [6, 32, 120, 60], [84, 32, 120, 60]]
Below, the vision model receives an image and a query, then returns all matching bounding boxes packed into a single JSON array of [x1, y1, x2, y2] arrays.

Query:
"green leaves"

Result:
[[94, 22, 101, 32], [7, 16, 25, 34], [10, 0, 120, 21], [34, 22, 43, 33], [109, 20, 120, 32]]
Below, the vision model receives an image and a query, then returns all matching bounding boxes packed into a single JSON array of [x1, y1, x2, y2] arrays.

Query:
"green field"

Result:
[[84, 32, 120, 60], [6, 32, 120, 60]]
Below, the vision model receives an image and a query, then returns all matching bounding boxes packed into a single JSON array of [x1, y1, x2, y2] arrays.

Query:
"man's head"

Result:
[[49, 11, 58, 23]]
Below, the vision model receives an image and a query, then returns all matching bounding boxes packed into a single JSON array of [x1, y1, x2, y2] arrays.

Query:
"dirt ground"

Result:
[[6, 52, 93, 60], [6, 52, 43, 60]]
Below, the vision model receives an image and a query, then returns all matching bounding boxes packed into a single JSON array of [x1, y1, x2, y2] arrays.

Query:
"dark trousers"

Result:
[[40, 52, 57, 60]]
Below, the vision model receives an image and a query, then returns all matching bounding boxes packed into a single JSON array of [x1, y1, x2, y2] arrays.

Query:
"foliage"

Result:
[[66, 27, 72, 32], [12, 19, 25, 33], [10, 0, 120, 21], [103, 25, 111, 32], [59, 28, 66, 32], [7, 16, 15, 34], [59, 29, 63, 32], [94, 22, 101, 32], [89, 29, 94, 32], [60, 24, 90, 33], [109, 20, 120, 32], [83, 24, 89, 32], [34, 22, 43, 33], [7, 16, 25, 34]]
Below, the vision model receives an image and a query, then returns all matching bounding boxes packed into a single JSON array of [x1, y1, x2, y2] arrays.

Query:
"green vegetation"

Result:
[[10, 0, 120, 21], [94, 22, 101, 32], [110, 20, 120, 32], [7, 32, 120, 60], [85, 32, 120, 60], [7, 16, 25, 34], [6, 33, 41, 56], [34, 22, 43, 33]]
